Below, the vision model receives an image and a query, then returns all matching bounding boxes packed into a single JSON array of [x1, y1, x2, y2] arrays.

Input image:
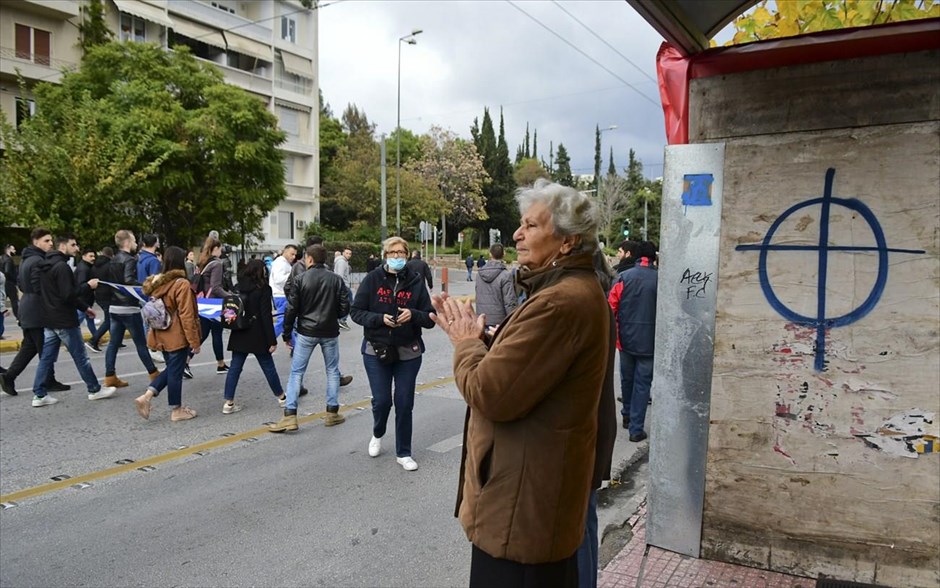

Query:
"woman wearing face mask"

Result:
[[350, 236, 435, 472]]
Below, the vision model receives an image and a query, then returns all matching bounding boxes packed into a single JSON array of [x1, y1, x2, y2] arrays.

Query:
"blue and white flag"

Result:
[[100, 282, 285, 327]]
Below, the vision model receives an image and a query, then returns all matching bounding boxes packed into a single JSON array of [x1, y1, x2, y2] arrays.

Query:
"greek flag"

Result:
[[101, 282, 286, 332]]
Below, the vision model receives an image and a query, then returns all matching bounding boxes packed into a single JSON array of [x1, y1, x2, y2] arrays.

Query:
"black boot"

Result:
[[621, 415, 629, 430]]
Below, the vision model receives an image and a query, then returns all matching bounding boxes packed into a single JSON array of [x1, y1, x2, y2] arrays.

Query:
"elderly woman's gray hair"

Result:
[[516, 178, 599, 253]]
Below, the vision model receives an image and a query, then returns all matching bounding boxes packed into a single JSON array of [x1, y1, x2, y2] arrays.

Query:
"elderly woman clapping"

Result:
[[431, 179, 610, 587]]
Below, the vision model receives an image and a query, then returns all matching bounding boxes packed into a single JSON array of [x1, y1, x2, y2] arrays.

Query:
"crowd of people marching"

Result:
[[0, 179, 659, 588]]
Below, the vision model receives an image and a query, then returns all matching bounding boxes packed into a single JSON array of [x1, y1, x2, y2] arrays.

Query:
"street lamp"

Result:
[[596, 125, 618, 205], [397, 28, 423, 236]]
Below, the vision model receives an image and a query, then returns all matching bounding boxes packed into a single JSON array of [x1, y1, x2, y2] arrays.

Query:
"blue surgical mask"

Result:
[[386, 257, 406, 272]]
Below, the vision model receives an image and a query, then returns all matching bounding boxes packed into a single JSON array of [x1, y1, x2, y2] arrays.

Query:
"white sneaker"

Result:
[[88, 386, 117, 401], [278, 396, 286, 408], [149, 350, 165, 364], [396, 456, 418, 471], [368, 436, 382, 457], [222, 402, 242, 414], [32, 395, 59, 407]]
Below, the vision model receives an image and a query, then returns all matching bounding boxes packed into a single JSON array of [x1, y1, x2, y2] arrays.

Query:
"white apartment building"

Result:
[[0, 0, 319, 251]]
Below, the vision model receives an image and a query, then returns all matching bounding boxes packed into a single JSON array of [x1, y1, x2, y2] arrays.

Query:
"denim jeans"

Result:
[[362, 353, 422, 458], [105, 312, 157, 376], [33, 327, 101, 396], [576, 490, 599, 588], [619, 351, 653, 436], [223, 350, 284, 401], [148, 348, 189, 406], [77, 309, 96, 338], [285, 334, 339, 411], [90, 303, 110, 346], [199, 316, 224, 362]]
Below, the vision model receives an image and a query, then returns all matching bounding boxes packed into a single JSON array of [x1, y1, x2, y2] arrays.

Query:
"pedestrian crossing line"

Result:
[[0, 375, 457, 505]]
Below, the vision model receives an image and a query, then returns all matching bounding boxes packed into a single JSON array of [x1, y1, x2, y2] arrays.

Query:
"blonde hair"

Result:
[[382, 236, 409, 257]]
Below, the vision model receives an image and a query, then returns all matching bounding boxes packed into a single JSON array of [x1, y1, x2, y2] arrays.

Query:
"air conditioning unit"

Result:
[[295, 219, 306, 230]]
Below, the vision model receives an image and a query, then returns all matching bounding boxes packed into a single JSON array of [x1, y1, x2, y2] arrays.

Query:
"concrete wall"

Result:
[[692, 49, 940, 587]]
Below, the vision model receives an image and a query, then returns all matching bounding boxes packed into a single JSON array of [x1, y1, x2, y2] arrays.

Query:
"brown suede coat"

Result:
[[142, 270, 201, 353], [453, 252, 610, 564]]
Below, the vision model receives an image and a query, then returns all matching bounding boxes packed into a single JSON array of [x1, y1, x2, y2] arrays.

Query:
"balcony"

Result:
[[215, 61, 272, 96], [285, 183, 315, 204], [0, 46, 77, 84], [16, 0, 81, 19], [167, 0, 271, 42]]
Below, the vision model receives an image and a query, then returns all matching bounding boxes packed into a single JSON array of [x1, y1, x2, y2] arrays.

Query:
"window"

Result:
[[120, 13, 146, 42], [211, 1, 235, 14], [278, 211, 294, 239], [283, 156, 295, 183], [281, 16, 296, 43], [278, 107, 299, 138], [14, 24, 51, 65], [15, 98, 36, 128]]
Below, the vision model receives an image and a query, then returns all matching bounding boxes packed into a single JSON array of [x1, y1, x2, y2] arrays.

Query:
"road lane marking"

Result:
[[0, 375, 457, 504], [427, 433, 463, 453]]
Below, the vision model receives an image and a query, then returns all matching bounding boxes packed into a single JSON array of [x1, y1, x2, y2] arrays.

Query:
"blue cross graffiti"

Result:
[[736, 168, 926, 371]]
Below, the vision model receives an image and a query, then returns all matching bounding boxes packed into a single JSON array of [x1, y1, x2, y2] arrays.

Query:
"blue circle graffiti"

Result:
[[736, 168, 926, 371]]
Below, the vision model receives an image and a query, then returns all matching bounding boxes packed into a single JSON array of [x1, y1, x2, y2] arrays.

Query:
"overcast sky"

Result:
[[318, 0, 680, 180]]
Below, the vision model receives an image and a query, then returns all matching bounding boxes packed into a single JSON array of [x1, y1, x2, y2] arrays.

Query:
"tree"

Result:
[[0, 41, 286, 248], [596, 175, 630, 246], [728, 0, 938, 45], [411, 126, 488, 235], [553, 143, 574, 187], [78, 0, 113, 54], [514, 158, 550, 186], [608, 147, 616, 176]]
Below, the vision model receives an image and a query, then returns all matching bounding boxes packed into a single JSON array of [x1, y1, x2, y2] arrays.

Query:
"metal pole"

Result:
[[396, 40, 402, 237], [380, 134, 387, 241], [643, 191, 649, 241]]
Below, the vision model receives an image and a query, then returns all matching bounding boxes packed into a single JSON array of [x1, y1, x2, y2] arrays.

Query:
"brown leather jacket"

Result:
[[143, 270, 201, 353], [453, 252, 610, 564]]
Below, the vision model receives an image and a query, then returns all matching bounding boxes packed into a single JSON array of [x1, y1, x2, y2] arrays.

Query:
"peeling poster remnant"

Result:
[[855, 410, 939, 458]]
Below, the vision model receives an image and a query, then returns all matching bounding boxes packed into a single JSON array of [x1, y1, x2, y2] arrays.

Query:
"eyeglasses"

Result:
[[385, 250, 408, 258]]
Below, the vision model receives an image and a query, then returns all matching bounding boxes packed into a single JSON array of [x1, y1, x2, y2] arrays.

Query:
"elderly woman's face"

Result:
[[513, 202, 565, 268]]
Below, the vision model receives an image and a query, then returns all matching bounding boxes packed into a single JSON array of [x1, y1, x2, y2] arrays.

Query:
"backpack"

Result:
[[191, 259, 219, 298], [220, 294, 254, 330], [141, 296, 172, 330]]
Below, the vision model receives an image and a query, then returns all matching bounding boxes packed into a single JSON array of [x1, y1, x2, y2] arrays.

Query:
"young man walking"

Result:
[[0, 228, 69, 396], [136, 233, 165, 365], [474, 243, 516, 330], [104, 230, 159, 388], [31, 234, 116, 406], [74, 247, 97, 338], [270, 245, 349, 432], [333, 247, 352, 330]]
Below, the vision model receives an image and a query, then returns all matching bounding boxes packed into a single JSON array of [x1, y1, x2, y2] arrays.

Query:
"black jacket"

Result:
[[351, 265, 434, 348], [613, 256, 635, 274], [283, 263, 349, 340], [91, 254, 113, 305], [16, 245, 46, 329], [0, 253, 15, 286], [228, 282, 277, 355], [74, 259, 95, 307], [39, 250, 88, 329], [109, 249, 140, 307], [405, 257, 433, 290]]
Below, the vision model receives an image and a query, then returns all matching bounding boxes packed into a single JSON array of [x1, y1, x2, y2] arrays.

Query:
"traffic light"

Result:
[[621, 219, 630, 237]]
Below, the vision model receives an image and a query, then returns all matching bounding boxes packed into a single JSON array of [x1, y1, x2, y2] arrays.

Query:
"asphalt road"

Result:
[[0, 276, 645, 588]]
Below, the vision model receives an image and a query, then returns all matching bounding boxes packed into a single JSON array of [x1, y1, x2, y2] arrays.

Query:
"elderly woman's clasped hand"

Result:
[[430, 293, 486, 345]]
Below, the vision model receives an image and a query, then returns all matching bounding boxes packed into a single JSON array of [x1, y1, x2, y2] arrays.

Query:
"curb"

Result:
[[0, 332, 110, 354]]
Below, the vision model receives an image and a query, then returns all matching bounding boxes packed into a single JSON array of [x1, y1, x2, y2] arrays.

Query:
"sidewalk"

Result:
[[599, 501, 812, 588]]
